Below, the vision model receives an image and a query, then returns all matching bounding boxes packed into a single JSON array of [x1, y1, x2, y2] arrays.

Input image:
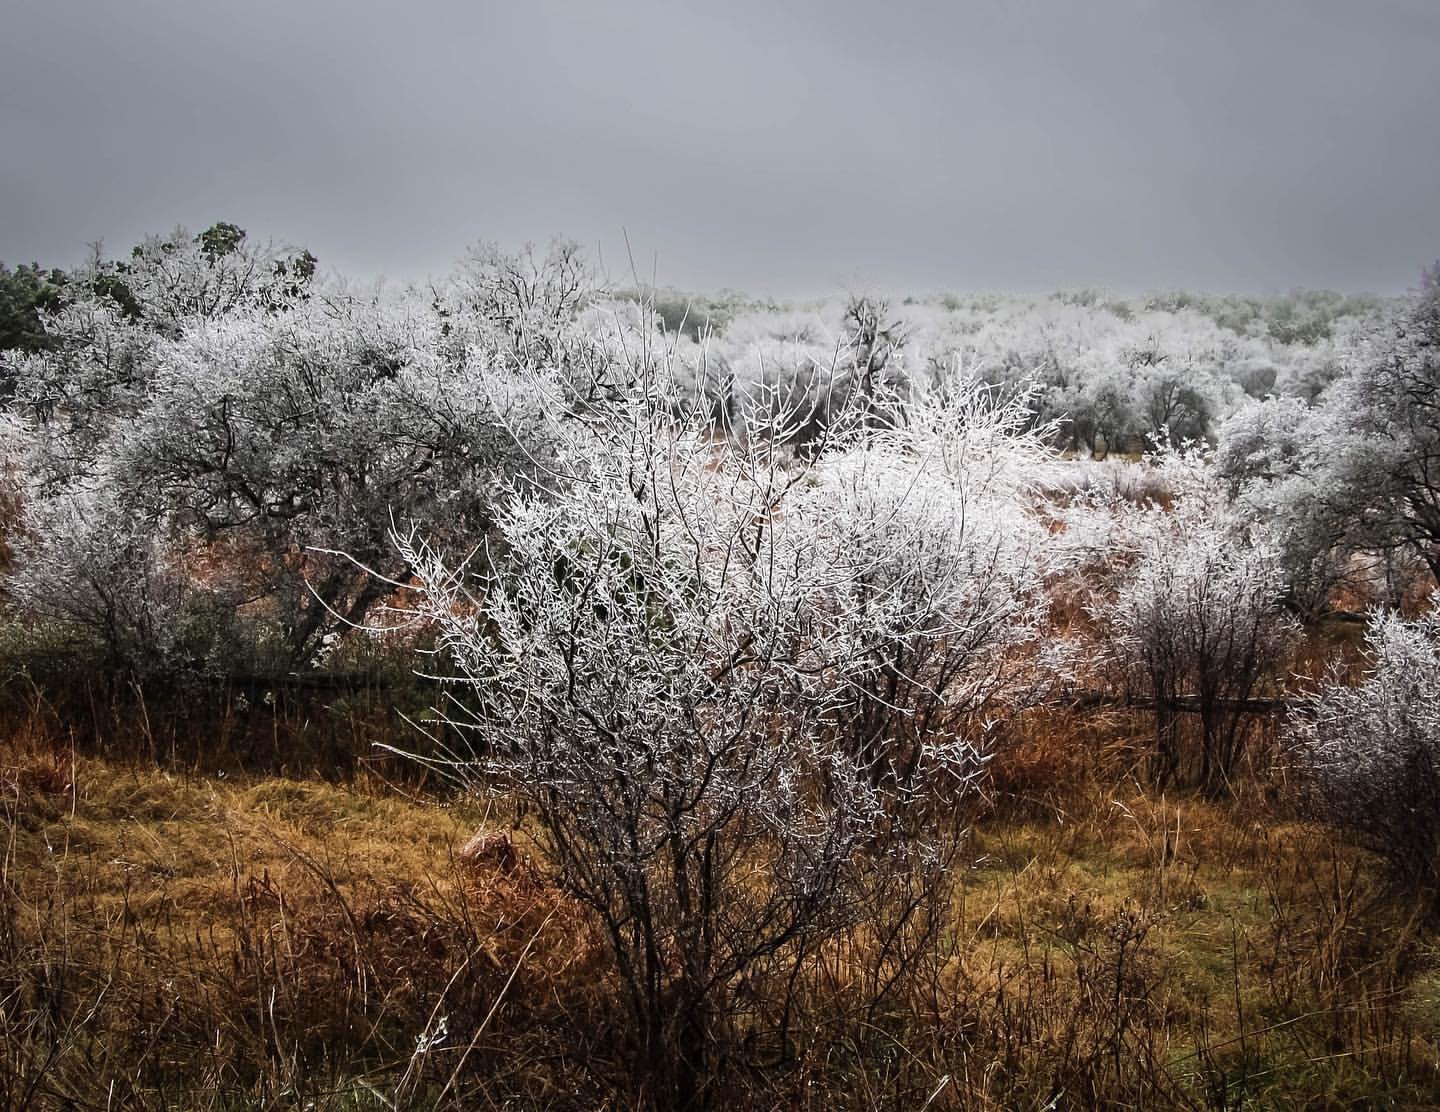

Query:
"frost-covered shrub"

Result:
[[898, 297, 1253, 452], [393, 369, 1053, 1101], [1294, 610, 1440, 891], [771, 381, 1054, 776], [10, 485, 257, 676], [1035, 456, 1172, 506], [1072, 458, 1300, 792], [0, 412, 32, 544]]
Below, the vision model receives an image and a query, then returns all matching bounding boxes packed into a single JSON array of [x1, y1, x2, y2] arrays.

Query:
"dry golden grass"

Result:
[[1, 730, 616, 1109], [950, 787, 1440, 1108], [3, 701, 1440, 1109]]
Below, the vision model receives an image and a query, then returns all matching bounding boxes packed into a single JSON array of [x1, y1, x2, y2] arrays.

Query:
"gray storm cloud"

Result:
[[1, 0, 1436, 295]]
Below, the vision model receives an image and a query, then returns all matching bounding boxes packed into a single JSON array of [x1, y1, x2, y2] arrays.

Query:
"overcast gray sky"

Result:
[[1, 0, 1436, 296]]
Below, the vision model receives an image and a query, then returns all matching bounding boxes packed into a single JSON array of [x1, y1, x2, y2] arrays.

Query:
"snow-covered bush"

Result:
[[393, 368, 1054, 1101], [1293, 610, 1440, 891], [11, 484, 254, 675]]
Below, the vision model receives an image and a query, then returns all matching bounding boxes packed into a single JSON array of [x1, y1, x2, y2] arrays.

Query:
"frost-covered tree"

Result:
[[447, 238, 597, 374], [1216, 266, 1440, 611], [1214, 396, 1352, 618], [0, 262, 66, 360], [10, 280, 566, 672], [1293, 610, 1440, 893], [1320, 266, 1440, 586], [393, 368, 1052, 1103], [81, 222, 317, 335]]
